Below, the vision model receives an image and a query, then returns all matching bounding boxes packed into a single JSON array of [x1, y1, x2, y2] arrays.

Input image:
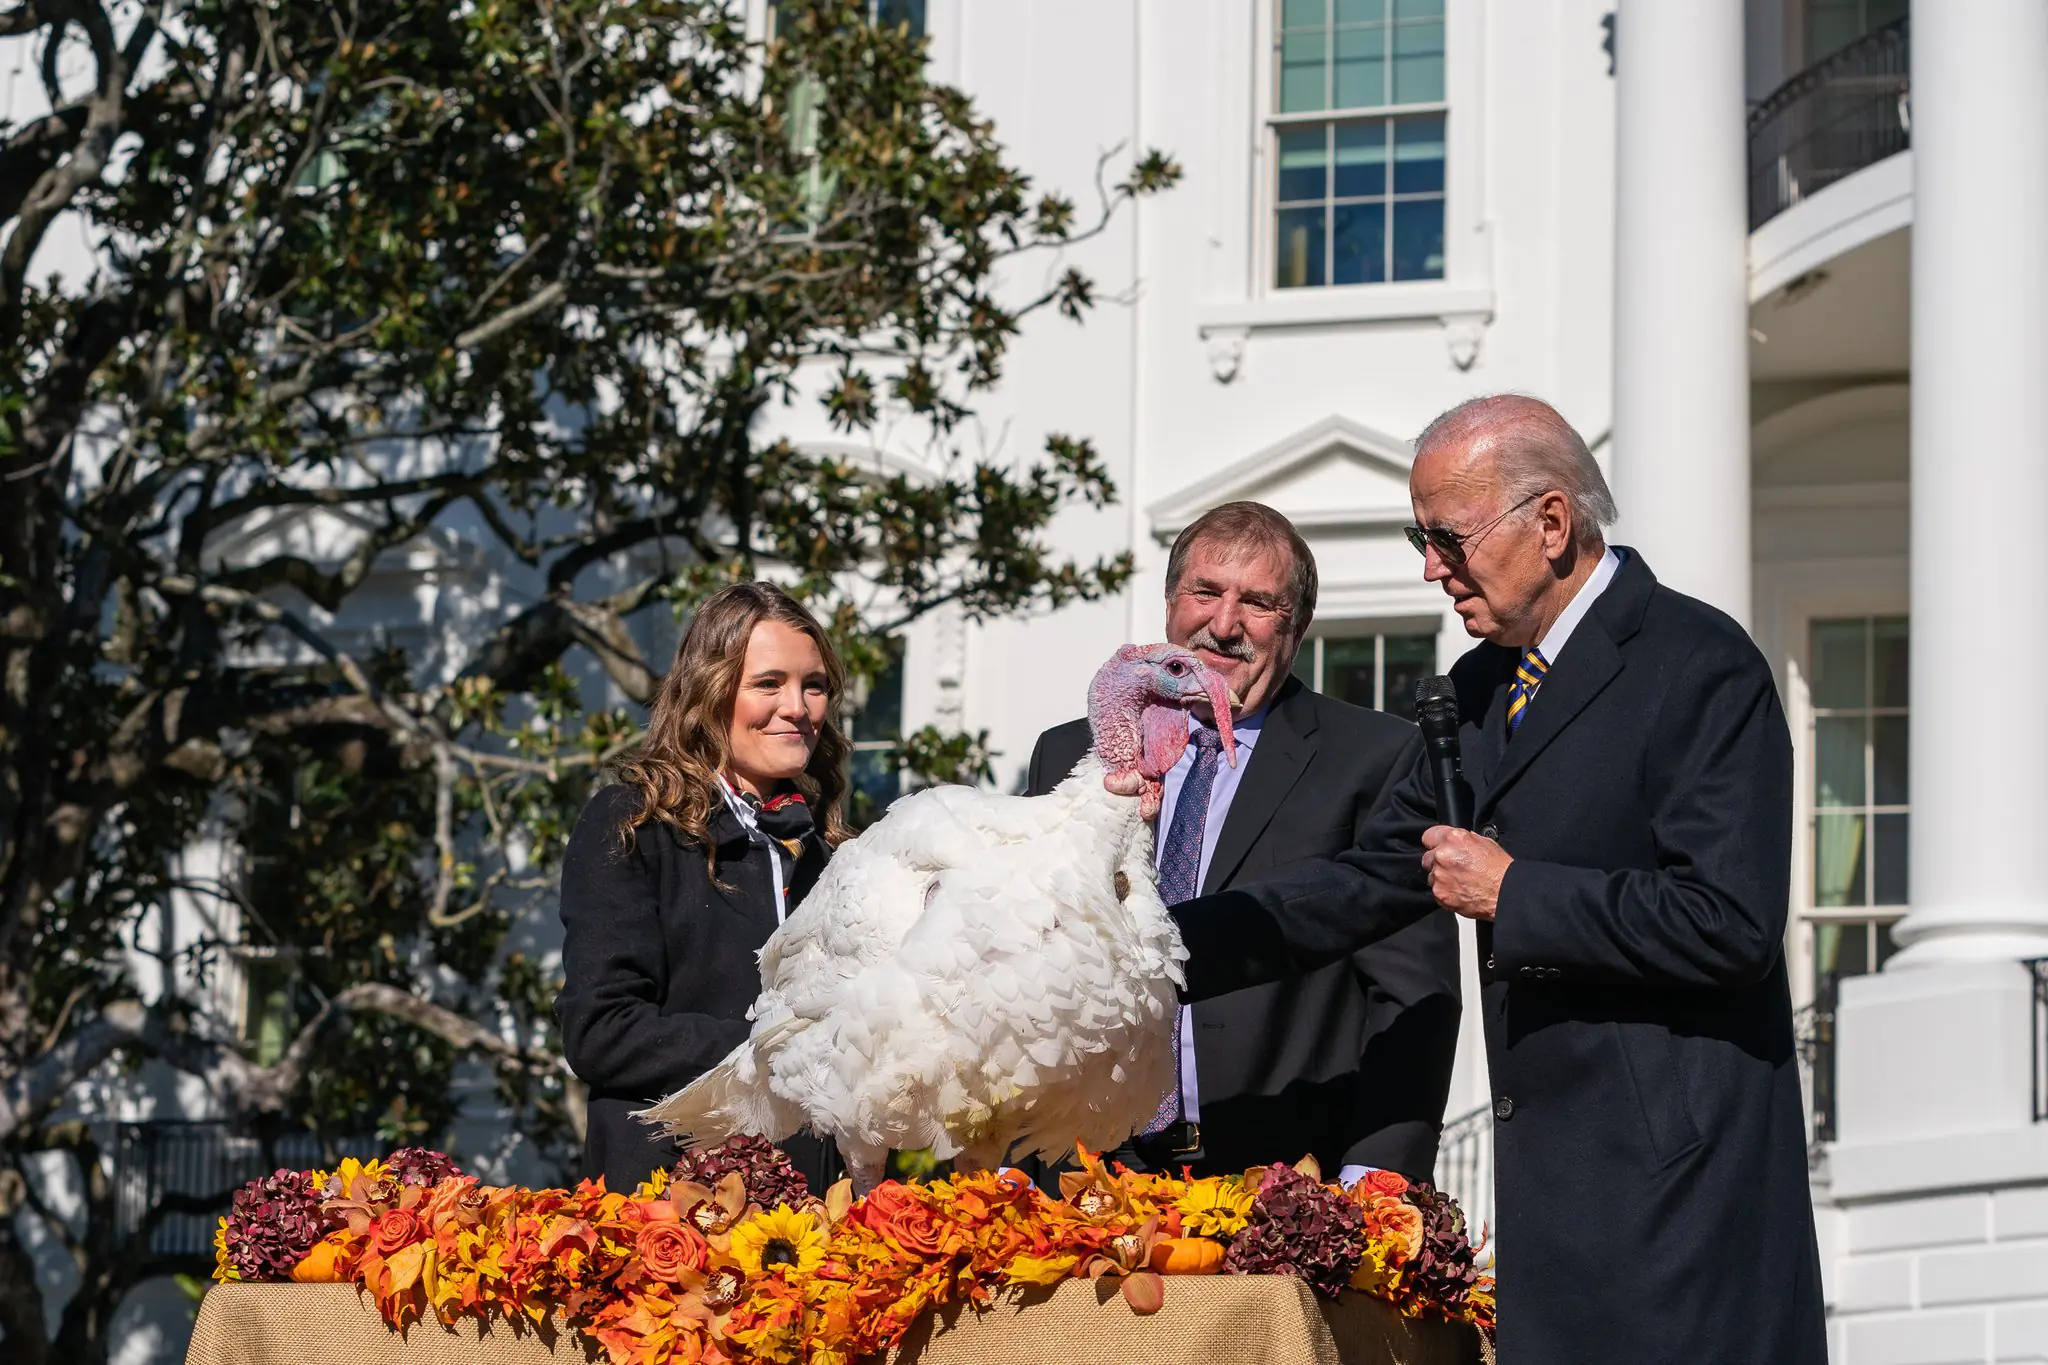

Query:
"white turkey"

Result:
[[637, 643, 1236, 1189]]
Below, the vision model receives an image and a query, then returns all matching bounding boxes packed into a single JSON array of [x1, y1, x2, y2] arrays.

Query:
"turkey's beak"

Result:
[[1199, 667, 1236, 768]]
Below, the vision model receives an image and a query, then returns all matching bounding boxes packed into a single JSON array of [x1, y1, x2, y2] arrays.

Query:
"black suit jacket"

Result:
[[555, 784, 839, 1195], [1170, 552, 1825, 1365], [1025, 676, 1460, 1179]]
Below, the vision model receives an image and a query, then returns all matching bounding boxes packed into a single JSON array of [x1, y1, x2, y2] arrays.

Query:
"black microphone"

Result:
[[1414, 675, 1474, 830]]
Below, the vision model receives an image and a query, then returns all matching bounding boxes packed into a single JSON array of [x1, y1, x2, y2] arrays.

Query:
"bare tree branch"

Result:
[[454, 278, 567, 351]]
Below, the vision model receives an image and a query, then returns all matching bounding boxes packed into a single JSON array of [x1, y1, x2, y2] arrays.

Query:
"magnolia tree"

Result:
[[0, 0, 1175, 1356]]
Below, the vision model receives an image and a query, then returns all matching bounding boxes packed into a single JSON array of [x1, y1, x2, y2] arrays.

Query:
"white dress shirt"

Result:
[[716, 775, 790, 924], [1154, 705, 1267, 1125], [1532, 546, 1624, 676]]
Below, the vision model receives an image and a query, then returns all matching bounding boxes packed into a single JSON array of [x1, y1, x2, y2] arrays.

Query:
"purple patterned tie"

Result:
[[1143, 725, 1225, 1135]]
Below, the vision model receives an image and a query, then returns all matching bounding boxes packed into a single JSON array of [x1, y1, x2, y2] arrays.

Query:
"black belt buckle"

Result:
[[1165, 1120, 1202, 1157]]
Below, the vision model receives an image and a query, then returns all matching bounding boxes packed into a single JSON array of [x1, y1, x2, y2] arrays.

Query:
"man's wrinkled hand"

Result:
[[1421, 825, 1512, 922]]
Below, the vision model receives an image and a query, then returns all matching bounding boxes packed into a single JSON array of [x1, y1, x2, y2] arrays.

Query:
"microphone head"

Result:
[[1414, 675, 1460, 736]]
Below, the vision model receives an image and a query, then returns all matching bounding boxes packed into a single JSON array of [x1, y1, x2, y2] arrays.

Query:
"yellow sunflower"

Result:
[[324, 1156, 390, 1196], [1176, 1178, 1255, 1239], [212, 1218, 240, 1282], [729, 1205, 828, 1278]]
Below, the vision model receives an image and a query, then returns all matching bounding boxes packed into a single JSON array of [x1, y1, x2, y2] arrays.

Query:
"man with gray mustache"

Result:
[[1023, 501, 1462, 1182]]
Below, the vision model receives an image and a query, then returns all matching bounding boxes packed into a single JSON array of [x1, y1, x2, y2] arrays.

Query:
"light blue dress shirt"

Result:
[[1154, 705, 1267, 1126]]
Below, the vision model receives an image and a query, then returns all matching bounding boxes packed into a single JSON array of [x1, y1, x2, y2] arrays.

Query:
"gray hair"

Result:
[[1164, 501, 1318, 635], [1413, 394, 1616, 549]]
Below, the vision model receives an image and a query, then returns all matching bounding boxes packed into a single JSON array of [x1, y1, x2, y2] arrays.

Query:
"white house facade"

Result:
[[792, 2, 2048, 1360], [12, 1, 2048, 1360]]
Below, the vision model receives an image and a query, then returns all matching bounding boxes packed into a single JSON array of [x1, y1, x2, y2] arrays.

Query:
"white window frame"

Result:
[[1802, 610, 1910, 1018], [1267, 2, 1451, 291], [764, 0, 927, 43], [1225, 0, 1490, 330], [1293, 620, 1443, 713], [1756, 555, 1909, 1013]]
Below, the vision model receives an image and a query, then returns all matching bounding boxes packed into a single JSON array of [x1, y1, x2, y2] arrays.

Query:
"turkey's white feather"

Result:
[[637, 752, 1184, 1179]]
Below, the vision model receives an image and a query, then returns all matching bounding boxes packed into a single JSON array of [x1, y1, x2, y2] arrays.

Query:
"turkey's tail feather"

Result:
[[634, 1017, 802, 1146]]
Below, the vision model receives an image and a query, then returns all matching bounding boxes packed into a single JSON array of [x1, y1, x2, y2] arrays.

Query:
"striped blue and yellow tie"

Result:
[[1506, 647, 1549, 736]]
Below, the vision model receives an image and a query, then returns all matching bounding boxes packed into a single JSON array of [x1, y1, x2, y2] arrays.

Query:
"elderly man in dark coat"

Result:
[[1167, 395, 1826, 1365]]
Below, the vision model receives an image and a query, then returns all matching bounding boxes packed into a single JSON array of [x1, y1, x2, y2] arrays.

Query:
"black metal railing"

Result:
[[1433, 1103, 1494, 1267], [112, 1121, 380, 1256], [2030, 958, 2048, 1123], [1794, 992, 1837, 1153], [1748, 18, 1911, 231]]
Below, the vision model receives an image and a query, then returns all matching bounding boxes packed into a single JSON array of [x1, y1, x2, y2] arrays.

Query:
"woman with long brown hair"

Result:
[[556, 582, 852, 1192]]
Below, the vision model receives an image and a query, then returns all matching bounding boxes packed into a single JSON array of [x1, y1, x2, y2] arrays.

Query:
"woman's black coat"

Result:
[[555, 782, 838, 1194]]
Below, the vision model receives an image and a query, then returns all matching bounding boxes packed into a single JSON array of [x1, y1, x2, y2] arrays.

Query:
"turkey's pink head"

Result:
[[1087, 643, 1237, 821]]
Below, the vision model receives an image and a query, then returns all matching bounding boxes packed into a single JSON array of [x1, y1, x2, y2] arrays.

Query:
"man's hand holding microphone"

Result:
[[1414, 676, 1511, 923]]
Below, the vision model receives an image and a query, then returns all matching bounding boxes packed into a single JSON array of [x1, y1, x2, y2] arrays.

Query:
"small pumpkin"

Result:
[[289, 1234, 354, 1283], [1149, 1236, 1225, 1275]]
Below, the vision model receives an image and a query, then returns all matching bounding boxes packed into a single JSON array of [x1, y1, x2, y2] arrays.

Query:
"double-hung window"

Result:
[[847, 647, 906, 826], [1291, 630, 1438, 722], [1806, 615, 1910, 1001], [772, 0, 924, 40], [1272, 0, 1447, 289]]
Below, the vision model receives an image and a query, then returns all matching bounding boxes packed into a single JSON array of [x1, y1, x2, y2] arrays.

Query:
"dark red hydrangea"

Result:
[[1403, 1180, 1481, 1308], [222, 1168, 327, 1281], [1222, 1163, 1369, 1298], [386, 1147, 463, 1187], [669, 1135, 809, 1210]]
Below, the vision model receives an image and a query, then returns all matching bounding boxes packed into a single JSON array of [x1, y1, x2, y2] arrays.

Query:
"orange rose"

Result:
[[1364, 1169, 1409, 1197], [635, 1221, 709, 1282], [371, 1208, 423, 1255], [1370, 1200, 1425, 1263], [857, 1184, 960, 1259]]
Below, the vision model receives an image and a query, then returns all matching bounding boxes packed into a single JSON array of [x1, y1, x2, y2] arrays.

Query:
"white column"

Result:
[[1609, 0, 1752, 627], [1888, 0, 2048, 966]]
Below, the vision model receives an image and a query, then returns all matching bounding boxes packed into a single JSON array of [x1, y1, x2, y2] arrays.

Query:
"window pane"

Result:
[[1335, 121, 1388, 197], [1873, 615, 1909, 708], [1282, 0, 1327, 29], [1872, 715, 1908, 806], [1393, 114, 1446, 193], [1292, 644, 1318, 690], [1382, 634, 1436, 722], [1277, 127, 1328, 203], [1276, 206, 1327, 288], [1840, 919, 1875, 977], [1874, 916, 1902, 969], [1393, 0, 1442, 17], [1811, 619, 1868, 709], [1873, 812, 1909, 906], [1324, 637, 1378, 708], [1814, 715, 1866, 807], [1807, 0, 1864, 62], [1280, 29, 1328, 113], [1391, 20, 1445, 104], [873, 0, 926, 36], [1336, 0, 1386, 23], [1812, 921, 1845, 980], [1333, 25, 1387, 109], [849, 748, 901, 821], [852, 656, 904, 742], [1332, 202, 1385, 285], [1814, 813, 1867, 907], [1390, 198, 1445, 279]]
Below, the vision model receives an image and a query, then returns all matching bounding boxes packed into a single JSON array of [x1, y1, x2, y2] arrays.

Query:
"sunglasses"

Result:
[[1403, 492, 1541, 564]]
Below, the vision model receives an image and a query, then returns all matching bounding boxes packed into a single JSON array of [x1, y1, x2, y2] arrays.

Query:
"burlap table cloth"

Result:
[[188, 1280, 1482, 1365]]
